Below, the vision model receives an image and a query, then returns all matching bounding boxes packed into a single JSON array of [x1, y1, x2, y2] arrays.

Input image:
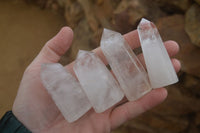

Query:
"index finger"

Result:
[[66, 30, 139, 71]]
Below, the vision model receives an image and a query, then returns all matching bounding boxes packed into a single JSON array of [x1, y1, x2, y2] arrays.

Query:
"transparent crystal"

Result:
[[137, 18, 178, 88], [41, 63, 91, 123], [73, 50, 124, 113], [101, 29, 151, 101]]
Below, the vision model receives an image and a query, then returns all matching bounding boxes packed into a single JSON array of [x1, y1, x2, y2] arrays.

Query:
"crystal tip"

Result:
[[78, 50, 93, 55], [102, 28, 120, 36], [139, 18, 150, 24], [77, 50, 94, 59], [103, 28, 111, 33], [78, 50, 87, 54], [101, 28, 122, 45]]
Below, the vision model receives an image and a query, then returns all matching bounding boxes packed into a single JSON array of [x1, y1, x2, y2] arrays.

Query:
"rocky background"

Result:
[[22, 0, 200, 132]]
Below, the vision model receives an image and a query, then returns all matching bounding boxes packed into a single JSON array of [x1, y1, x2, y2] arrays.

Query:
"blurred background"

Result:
[[0, 0, 200, 132]]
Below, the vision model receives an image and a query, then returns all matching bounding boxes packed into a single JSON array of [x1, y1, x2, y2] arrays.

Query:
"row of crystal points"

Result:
[[40, 18, 178, 123]]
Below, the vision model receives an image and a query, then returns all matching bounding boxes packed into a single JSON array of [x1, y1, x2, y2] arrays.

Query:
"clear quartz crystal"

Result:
[[73, 50, 124, 113], [137, 18, 178, 88], [40, 63, 91, 123], [101, 29, 151, 101]]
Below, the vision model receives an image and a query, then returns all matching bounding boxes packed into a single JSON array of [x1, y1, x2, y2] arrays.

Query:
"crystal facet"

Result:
[[73, 50, 124, 113], [101, 29, 151, 101], [137, 18, 178, 88], [41, 63, 91, 123]]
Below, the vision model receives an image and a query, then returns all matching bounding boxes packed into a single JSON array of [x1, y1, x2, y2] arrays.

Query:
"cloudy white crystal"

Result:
[[40, 63, 91, 123], [101, 29, 151, 101], [73, 50, 124, 113], [137, 18, 178, 88]]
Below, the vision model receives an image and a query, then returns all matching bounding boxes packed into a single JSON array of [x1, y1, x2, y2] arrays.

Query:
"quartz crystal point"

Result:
[[40, 63, 91, 123], [101, 29, 151, 101], [73, 50, 124, 113], [137, 18, 178, 88]]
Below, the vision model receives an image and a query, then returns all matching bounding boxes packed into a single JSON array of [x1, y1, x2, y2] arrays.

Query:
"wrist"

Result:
[[0, 111, 31, 133]]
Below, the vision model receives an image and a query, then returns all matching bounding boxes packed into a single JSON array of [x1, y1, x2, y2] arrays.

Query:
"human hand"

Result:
[[12, 27, 181, 133]]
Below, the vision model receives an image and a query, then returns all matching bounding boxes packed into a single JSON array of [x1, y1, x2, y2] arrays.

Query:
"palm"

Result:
[[12, 27, 180, 133], [13, 61, 113, 133]]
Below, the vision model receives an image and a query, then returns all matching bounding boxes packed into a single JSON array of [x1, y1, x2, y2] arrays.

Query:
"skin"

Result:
[[12, 27, 181, 133]]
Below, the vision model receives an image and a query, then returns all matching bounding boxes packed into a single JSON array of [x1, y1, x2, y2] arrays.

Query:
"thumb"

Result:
[[30, 27, 73, 67]]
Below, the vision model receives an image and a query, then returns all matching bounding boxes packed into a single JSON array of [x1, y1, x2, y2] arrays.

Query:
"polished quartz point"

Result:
[[101, 29, 151, 101], [40, 63, 91, 123], [137, 18, 178, 88], [73, 50, 124, 113]]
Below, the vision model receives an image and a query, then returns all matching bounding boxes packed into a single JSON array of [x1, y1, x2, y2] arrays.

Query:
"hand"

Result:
[[12, 27, 181, 133]]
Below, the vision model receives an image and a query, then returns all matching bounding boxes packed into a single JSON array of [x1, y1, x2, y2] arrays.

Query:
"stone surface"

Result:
[[113, 108, 189, 133], [113, 0, 147, 34], [64, 1, 84, 29], [138, 18, 178, 88], [195, 0, 200, 5], [113, 0, 165, 34], [101, 28, 151, 101], [185, 4, 200, 47], [41, 63, 91, 123], [73, 50, 124, 113], [155, 0, 191, 12]]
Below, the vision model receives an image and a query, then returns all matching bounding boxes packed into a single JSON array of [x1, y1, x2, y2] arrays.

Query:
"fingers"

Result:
[[66, 34, 179, 73], [164, 41, 179, 56], [31, 27, 73, 66], [137, 41, 180, 69], [110, 88, 168, 129], [94, 41, 179, 66], [171, 58, 181, 73], [124, 30, 140, 49]]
